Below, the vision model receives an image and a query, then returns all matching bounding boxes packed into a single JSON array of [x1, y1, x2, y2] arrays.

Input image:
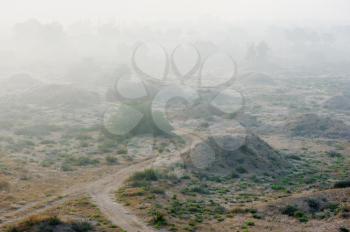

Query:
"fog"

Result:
[[2, 0, 350, 23], [1, 1, 350, 231], [1, 2, 350, 85]]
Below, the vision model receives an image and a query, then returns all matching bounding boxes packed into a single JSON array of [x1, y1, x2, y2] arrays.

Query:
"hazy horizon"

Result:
[[1, 0, 350, 27]]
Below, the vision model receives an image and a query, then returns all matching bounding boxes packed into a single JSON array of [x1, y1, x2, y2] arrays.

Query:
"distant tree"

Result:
[[245, 43, 256, 65], [256, 41, 270, 61], [246, 41, 270, 69]]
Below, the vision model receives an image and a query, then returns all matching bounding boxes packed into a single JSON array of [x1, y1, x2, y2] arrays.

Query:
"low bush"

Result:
[[130, 169, 161, 182], [14, 124, 60, 137], [281, 205, 298, 216], [61, 163, 74, 172], [327, 151, 342, 158], [271, 184, 285, 191], [149, 209, 167, 228], [150, 186, 165, 195], [333, 180, 350, 188], [6, 216, 94, 232], [105, 156, 118, 165], [0, 180, 10, 191], [63, 156, 100, 167], [287, 154, 302, 160], [230, 171, 240, 179], [181, 184, 210, 195], [236, 166, 248, 174], [294, 211, 309, 223], [306, 198, 321, 212], [71, 221, 93, 232], [281, 205, 309, 223]]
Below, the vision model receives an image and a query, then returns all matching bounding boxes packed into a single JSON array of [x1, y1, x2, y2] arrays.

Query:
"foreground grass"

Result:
[[5, 197, 121, 232], [117, 168, 350, 232]]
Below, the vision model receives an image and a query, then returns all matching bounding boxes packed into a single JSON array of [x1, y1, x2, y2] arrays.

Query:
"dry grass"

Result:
[[5, 196, 122, 232]]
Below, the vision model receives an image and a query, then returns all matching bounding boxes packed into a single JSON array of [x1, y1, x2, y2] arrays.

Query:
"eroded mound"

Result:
[[262, 188, 350, 225], [19, 84, 100, 108], [0, 73, 41, 93], [242, 72, 275, 86], [182, 132, 288, 177], [324, 94, 350, 111], [286, 113, 350, 139]]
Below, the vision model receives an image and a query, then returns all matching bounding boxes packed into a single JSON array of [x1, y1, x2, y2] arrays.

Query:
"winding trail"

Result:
[[0, 158, 157, 232], [88, 158, 156, 232], [0, 132, 200, 232], [87, 131, 200, 232], [87, 132, 201, 232]]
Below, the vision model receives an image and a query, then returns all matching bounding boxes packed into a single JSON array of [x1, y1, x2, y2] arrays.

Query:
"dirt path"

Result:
[[87, 131, 201, 232], [0, 132, 199, 232], [89, 158, 156, 232], [0, 195, 79, 228], [0, 158, 157, 232]]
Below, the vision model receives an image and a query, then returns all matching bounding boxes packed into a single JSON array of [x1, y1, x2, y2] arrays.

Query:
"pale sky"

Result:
[[1, 0, 350, 25]]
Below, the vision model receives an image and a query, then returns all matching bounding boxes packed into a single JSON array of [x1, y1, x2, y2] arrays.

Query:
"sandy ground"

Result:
[[0, 158, 156, 232]]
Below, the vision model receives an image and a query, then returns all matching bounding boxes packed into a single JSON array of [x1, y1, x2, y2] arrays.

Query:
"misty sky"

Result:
[[1, 0, 350, 26]]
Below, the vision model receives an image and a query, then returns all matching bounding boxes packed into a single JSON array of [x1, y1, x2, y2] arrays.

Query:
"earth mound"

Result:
[[242, 72, 275, 86], [103, 102, 173, 138], [286, 114, 350, 139], [182, 132, 288, 177], [324, 94, 350, 111], [19, 84, 100, 108], [0, 73, 41, 93]]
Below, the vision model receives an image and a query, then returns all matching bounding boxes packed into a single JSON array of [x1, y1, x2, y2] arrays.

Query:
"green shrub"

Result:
[[181, 184, 210, 195], [97, 137, 118, 153], [333, 180, 350, 188], [327, 151, 342, 158], [40, 140, 56, 145], [245, 220, 255, 226], [294, 211, 308, 223], [117, 148, 128, 154], [41, 159, 54, 167], [168, 198, 225, 220], [271, 184, 285, 191], [130, 169, 160, 182], [6, 216, 93, 232], [105, 156, 118, 165], [281, 205, 298, 216], [149, 209, 167, 228], [71, 221, 93, 232], [15, 124, 60, 137], [252, 212, 263, 219], [47, 216, 62, 226], [63, 157, 100, 167], [325, 202, 340, 212], [61, 163, 74, 172], [281, 205, 309, 223], [287, 154, 302, 160], [0, 180, 10, 191], [75, 157, 99, 166], [6, 227, 19, 232], [76, 134, 92, 141], [236, 166, 248, 174], [150, 187, 165, 195], [230, 171, 240, 179], [306, 198, 320, 212]]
